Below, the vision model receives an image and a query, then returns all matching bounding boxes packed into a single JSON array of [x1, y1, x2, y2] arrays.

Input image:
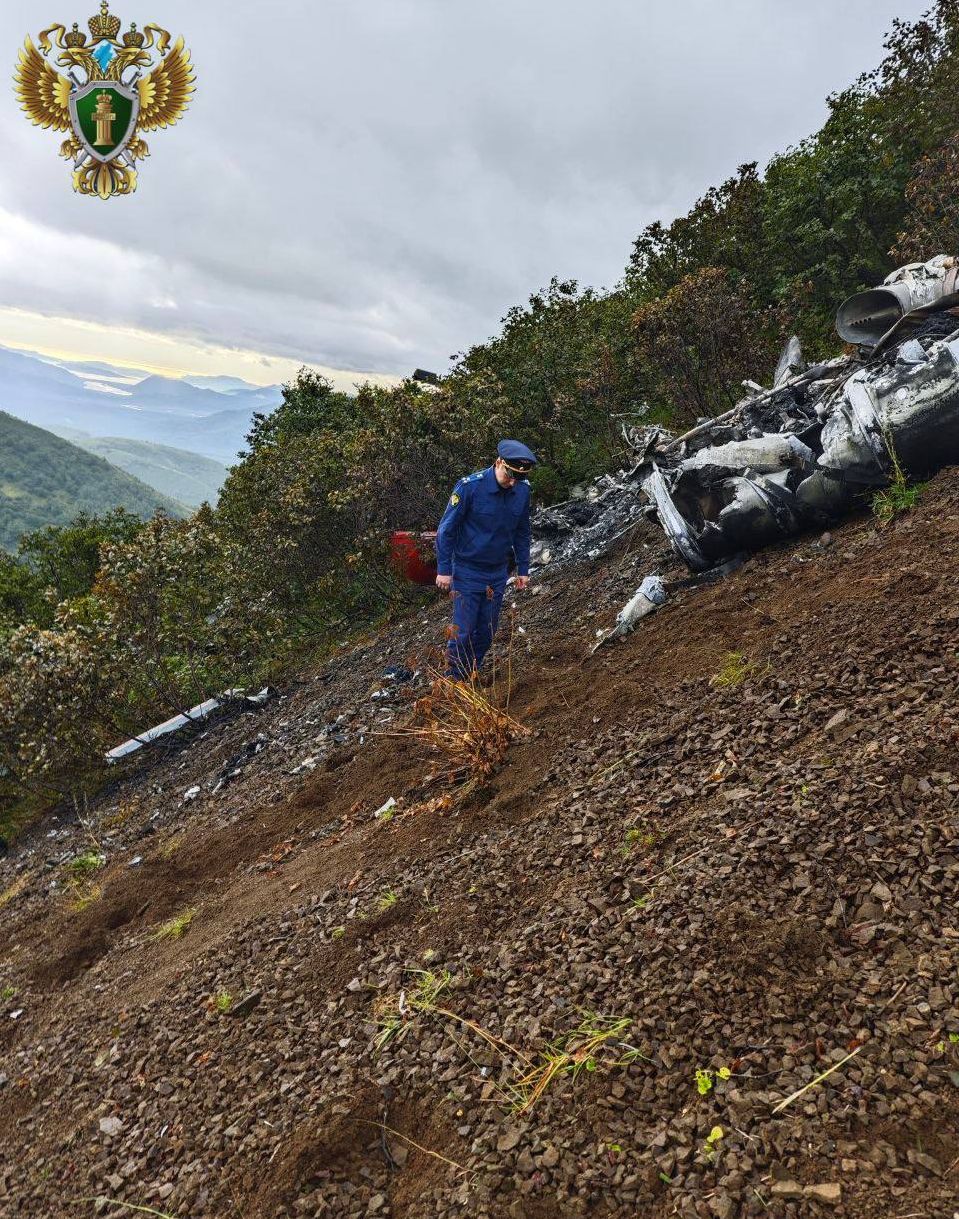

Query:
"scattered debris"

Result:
[[372, 666, 419, 702], [373, 797, 398, 820], [531, 476, 652, 570], [210, 734, 271, 791]]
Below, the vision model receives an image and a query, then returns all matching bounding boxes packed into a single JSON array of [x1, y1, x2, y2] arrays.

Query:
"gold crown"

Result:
[[123, 22, 144, 47], [64, 21, 87, 47], [89, 1, 121, 41]]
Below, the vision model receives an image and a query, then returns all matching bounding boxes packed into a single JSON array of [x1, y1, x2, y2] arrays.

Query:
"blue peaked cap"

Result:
[[497, 439, 538, 465]]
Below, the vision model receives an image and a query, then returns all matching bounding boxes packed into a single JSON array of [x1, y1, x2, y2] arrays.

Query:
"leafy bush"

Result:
[[0, 607, 124, 802]]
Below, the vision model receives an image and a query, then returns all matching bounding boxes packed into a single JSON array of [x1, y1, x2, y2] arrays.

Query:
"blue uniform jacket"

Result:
[[435, 466, 531, 578]]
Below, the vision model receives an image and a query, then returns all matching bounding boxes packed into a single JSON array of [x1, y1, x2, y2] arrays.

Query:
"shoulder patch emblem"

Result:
[[450, 493, 460, 506]]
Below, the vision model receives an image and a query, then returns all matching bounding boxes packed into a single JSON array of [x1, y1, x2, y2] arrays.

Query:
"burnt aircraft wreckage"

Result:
[[639, 254, 959, 571], [533, 255, 959, 590]]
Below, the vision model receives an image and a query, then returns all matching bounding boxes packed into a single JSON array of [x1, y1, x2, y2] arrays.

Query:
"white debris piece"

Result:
[[106, 698, 221, 762], [616, 575, 667, 631], [105, 689, 273, 764], [374, 797, 398, 820], [592, 575, 668, 653]]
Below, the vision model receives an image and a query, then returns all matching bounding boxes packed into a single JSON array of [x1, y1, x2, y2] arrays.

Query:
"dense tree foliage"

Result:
[[632, 268, 785, 429], [0, 510, 142, 638], [443, 278, 640, 498], [3, 1, 959, 827]]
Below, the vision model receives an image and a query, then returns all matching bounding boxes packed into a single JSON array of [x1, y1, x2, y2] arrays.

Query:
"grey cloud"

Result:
[[0, 0, 932, 376]]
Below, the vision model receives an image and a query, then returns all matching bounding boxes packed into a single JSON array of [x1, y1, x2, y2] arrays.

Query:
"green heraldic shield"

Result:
[[14, 1, 195, 199]]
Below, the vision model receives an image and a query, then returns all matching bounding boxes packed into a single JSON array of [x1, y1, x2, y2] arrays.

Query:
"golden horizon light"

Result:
[[0, 306, 403, 392]]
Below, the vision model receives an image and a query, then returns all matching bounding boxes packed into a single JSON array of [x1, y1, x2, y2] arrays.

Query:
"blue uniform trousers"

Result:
[[447, 568, 507, 680]]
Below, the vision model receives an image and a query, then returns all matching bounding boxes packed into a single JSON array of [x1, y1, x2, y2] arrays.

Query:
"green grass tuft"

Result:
[[507, 1013, 636, 1114], [872, 479, 924, 525], [152, 908, 195, 941], [376, 888, 399, 914], [65, 850, 104, 879], [375, 968, 453, 1049], [873, 426, 925, 526]]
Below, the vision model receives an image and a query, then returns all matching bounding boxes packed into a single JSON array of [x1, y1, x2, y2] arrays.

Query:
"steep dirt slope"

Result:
[[1, 477, 958, 1219]]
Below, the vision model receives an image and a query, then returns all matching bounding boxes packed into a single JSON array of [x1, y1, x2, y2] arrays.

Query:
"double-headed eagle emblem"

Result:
[[14, 1, 195, 199]]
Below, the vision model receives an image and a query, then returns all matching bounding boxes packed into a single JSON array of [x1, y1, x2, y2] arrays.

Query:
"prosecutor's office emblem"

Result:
[[14, 1, 195, 199]]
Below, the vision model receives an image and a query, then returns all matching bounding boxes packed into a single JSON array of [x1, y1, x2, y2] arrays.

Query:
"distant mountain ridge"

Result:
[[53, 431, 228, 508], [57, 358, 153, 381], [0, 346, 283, 463], [182, 375, 266, 394], [0, 411, 184, 552]]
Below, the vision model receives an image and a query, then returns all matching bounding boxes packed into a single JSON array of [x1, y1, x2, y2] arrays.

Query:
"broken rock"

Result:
[[496, 1126, 523, 1153], [228, 990, 263, 1018], [770, 1180, 804, 1199], [824, 709, 852, 739], [803, 1183, 842, 1205]]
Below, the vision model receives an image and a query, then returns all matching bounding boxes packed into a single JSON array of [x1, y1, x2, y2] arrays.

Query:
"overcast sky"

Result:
[[0, 0, 932, 387]]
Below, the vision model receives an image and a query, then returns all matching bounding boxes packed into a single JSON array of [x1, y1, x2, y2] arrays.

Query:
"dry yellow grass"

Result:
[[69, 882, 103, 913], [403, 672, 526, 780]]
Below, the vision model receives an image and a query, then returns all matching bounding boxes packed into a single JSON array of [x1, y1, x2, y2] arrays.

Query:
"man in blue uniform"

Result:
[[435, 439, 537, 681]]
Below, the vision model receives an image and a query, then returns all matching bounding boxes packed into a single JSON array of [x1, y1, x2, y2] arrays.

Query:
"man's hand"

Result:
[[436, 574, 453, 592], [515, 575, 530, 591]]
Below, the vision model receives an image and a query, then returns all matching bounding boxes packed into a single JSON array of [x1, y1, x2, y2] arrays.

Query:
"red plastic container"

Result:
[[391, 530, 438, 585]]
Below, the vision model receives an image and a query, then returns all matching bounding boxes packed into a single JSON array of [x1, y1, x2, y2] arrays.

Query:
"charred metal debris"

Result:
[[532, 255, 959, 578]]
